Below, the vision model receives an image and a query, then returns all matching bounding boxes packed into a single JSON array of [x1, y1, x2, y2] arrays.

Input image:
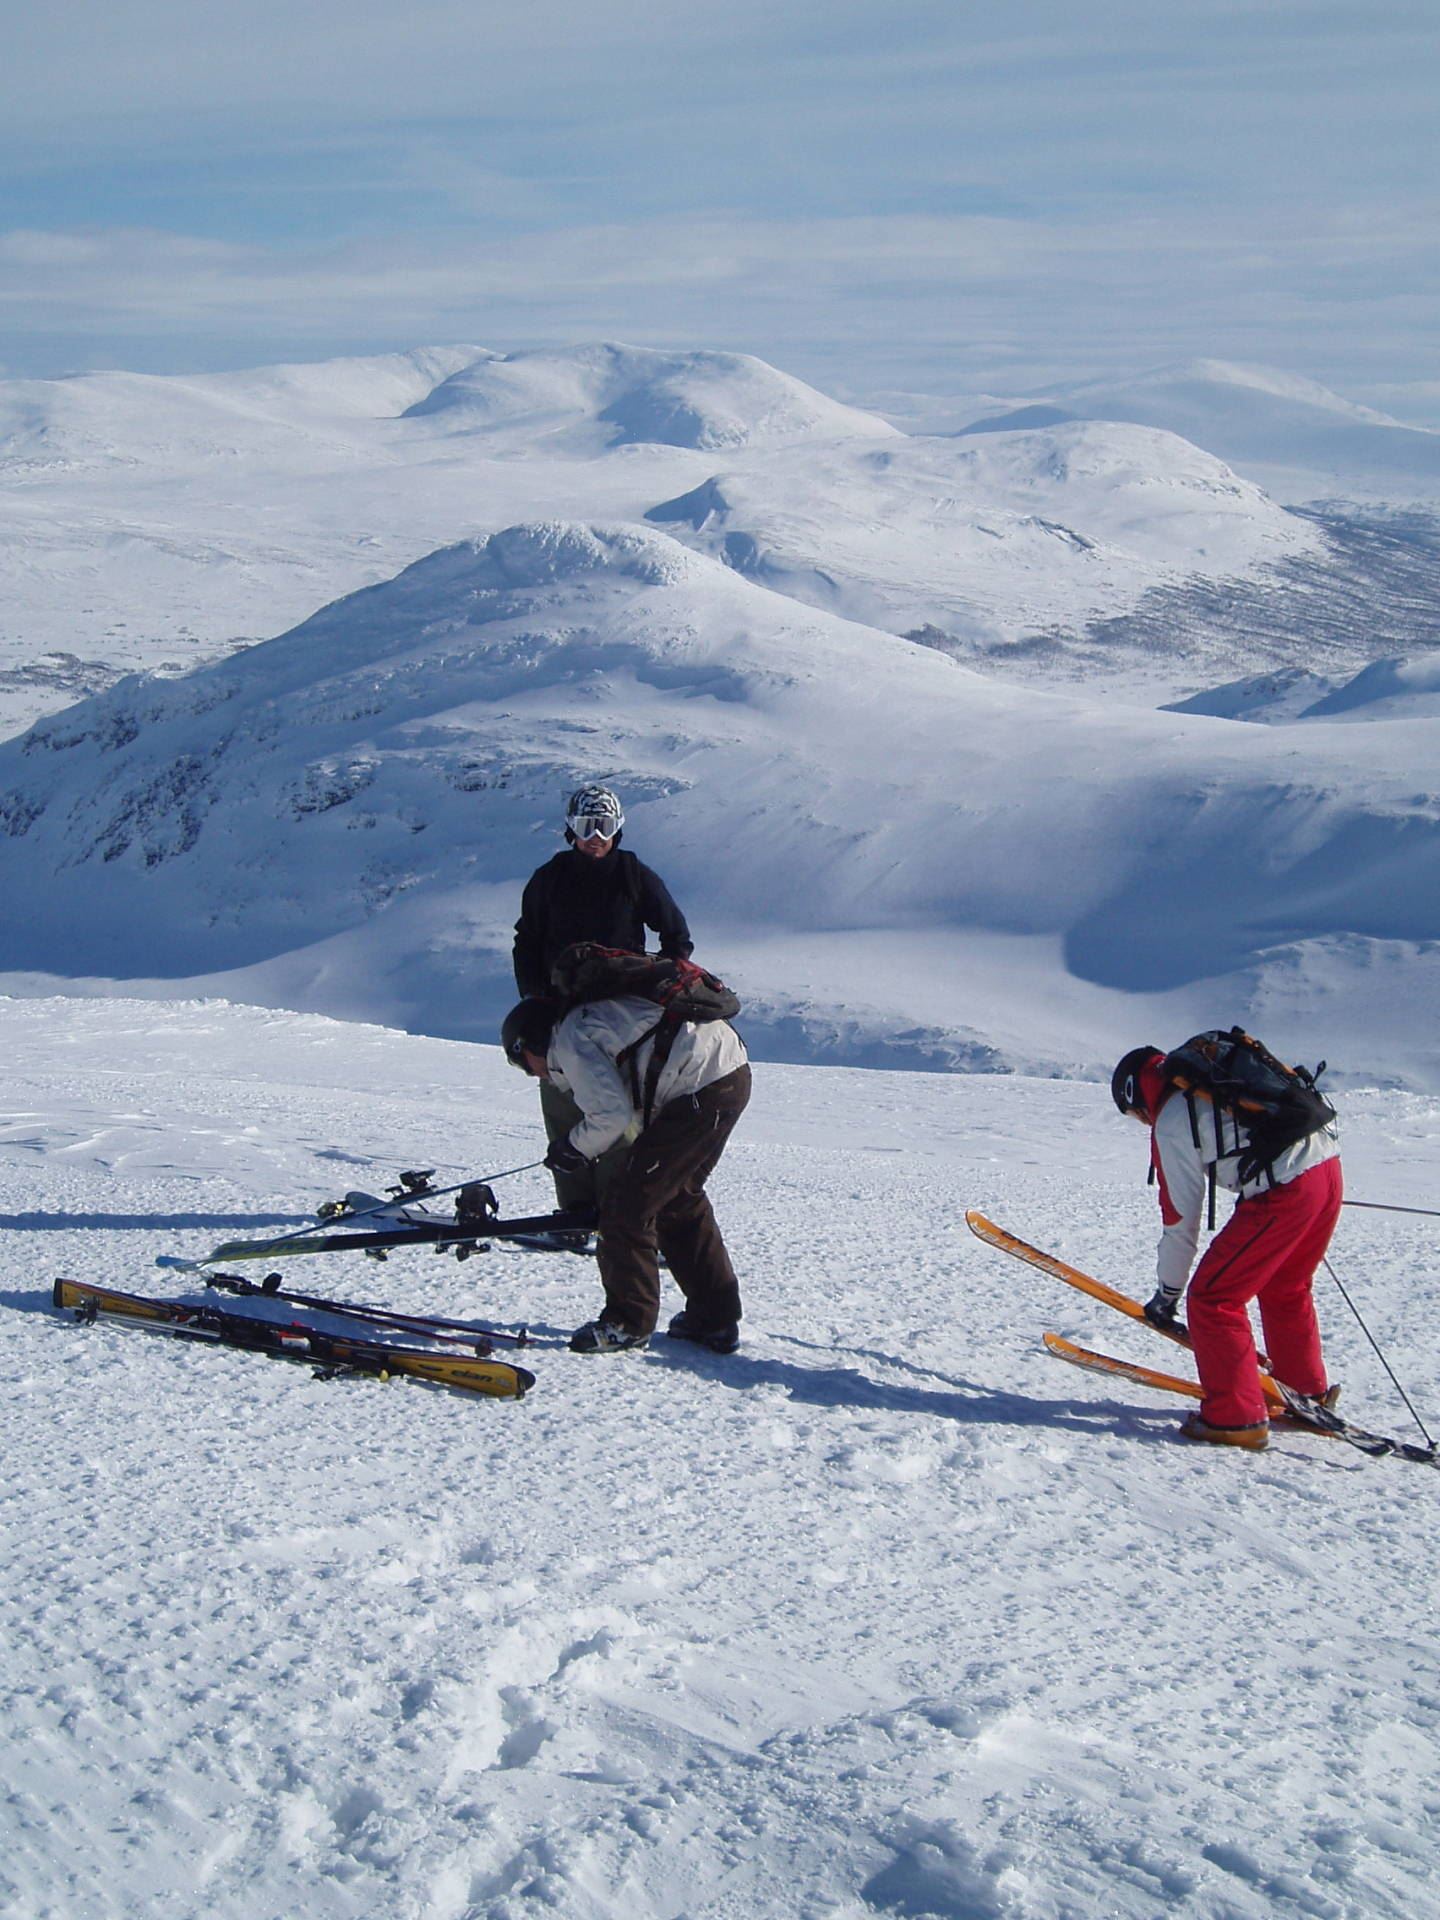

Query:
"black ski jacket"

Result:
[[512, 845, 692, 998]]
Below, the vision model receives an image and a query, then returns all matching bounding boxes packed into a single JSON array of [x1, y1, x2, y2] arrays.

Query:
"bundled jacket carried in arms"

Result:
[[547, 997, 748, 1162], [1150, 1089, 1340, 1295], [512, 849, 691, 999]]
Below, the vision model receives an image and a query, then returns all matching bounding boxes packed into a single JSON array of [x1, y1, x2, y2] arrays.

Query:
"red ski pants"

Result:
[[1188, 1158, 1343, 1428]]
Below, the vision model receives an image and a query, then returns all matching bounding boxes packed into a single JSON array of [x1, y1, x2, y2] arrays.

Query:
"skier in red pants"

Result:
[[1111, 1044, 1342, 1450]]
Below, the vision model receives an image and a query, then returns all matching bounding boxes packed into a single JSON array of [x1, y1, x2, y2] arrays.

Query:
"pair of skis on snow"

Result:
[[52, 1179, 602, 1403], [53, 1275, 536, 1398], [966, 1211, 1437, 1465]]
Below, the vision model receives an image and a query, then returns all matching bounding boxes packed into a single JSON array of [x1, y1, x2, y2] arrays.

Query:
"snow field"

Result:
[[4, 998, 1439, 1920]]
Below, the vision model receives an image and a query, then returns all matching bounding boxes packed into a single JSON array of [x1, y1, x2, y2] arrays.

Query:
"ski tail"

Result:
[[1042, 1331, 1203, 1399], [1043, 1330, 1437, 1463]]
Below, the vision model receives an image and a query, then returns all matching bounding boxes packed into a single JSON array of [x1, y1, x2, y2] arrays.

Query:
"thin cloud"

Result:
[[3, 206, 1436, 409], [2, 2, 1436, 400]]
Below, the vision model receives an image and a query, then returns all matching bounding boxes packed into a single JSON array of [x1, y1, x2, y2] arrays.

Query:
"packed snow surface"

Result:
[[4, 996, 1440, 1920]]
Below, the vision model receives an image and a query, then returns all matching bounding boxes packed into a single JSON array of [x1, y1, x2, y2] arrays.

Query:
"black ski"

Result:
[[201, 1269, 530, 1350], [1271, 1380, 1438, 1463], [54, 1277, 535, 1399], [157, 1206, 598, 1273]]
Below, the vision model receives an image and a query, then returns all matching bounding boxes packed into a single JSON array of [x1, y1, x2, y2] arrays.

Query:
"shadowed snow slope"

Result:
[[961, 360, 1440, 504], [646, 423, 1323, 650], [401, 342, 901, 452], [1168, 655, 1440, 726], [1, 519, 1438, 1082]]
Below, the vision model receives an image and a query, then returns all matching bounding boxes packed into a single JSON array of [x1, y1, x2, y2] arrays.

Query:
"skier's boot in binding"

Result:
[[1179, 1412, 1270, 1451], [569, 1317, 649, 1354]]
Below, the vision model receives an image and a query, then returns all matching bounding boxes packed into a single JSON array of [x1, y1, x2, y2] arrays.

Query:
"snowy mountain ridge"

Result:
[[402, 342, 902, 452], [3, 514, 1440, 1086], [0, 336, 1397, 743]]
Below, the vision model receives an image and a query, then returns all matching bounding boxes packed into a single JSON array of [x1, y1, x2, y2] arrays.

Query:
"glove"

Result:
[[544, 1136, 589, 1175], [1143, 1285, 1183, 1330]]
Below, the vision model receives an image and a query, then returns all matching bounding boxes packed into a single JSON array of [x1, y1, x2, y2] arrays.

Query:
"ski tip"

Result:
[[155, 1255, 200, 1271]]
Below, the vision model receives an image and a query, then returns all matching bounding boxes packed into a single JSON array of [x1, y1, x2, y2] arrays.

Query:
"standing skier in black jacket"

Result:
[[512, 784, 692, 1211]]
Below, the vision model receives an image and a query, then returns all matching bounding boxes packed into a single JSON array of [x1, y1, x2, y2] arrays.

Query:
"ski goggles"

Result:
[[568, 813, 621, 840]]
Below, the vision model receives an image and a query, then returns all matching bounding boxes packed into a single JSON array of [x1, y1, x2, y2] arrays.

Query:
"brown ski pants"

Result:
[[595, 1065, 751, 1336]]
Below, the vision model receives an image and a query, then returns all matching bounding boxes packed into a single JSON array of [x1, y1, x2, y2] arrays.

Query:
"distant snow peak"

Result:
[[1301, 652, 1440, 721], [403, 342, 901, 452], [962, 359, 1440, 505]]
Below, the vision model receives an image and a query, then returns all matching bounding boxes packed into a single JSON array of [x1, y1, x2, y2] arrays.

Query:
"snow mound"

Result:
[[2, 519, 1440, 1082], [403, 342, 901, 452], [961, 359, 1440, 503], [647, 421, 1322, 648], [1300, 653, 1440, 721], [1167, 654, 1440, 726], [1163, 667, 1341, 725]]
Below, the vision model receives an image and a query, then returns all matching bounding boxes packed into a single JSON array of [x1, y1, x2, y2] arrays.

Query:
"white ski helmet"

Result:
[[565, 784, 625, 841]]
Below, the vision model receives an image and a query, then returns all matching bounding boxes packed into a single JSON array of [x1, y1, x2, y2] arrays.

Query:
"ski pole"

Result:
[[469, 1158, 546, 1187], [1343, 1200, 1440, 1220], [1322, 1254, 1436, 1450]]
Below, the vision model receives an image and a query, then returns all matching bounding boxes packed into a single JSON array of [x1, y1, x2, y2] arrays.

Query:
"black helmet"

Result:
[[1111, 1046, 1163, 1117], [501, 998, 560, 1070]]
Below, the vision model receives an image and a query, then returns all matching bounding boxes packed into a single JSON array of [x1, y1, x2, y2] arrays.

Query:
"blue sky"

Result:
[[2, 0, 1437, 416]]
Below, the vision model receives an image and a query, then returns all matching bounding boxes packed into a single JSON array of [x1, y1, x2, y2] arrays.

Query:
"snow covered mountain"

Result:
[[1167, 653, 1440, 726], [0, 343, 893, 741], [645, 421, 1323, 656], [402, 342, 901, 452], [2, 518, 1439, 1085], [958, 360, 1440, 505], [0, 341, 1385, 740]]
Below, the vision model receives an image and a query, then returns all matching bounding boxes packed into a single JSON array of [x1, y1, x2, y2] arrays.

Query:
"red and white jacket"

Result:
[[1150, 1086, 1341, 1294]]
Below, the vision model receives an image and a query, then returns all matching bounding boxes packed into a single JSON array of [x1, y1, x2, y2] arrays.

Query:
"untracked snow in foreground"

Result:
[[4, 997, 1439, 1920]]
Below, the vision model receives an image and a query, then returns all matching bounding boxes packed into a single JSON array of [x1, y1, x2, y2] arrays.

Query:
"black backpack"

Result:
[[1160, 1027, 1336, 1224], [549, 943, 741, 1124]]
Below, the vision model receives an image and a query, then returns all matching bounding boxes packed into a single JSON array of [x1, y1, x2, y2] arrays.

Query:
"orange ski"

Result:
[[1042, 1331, 1202, 1398], [966, 1209, 1284, 1410]]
